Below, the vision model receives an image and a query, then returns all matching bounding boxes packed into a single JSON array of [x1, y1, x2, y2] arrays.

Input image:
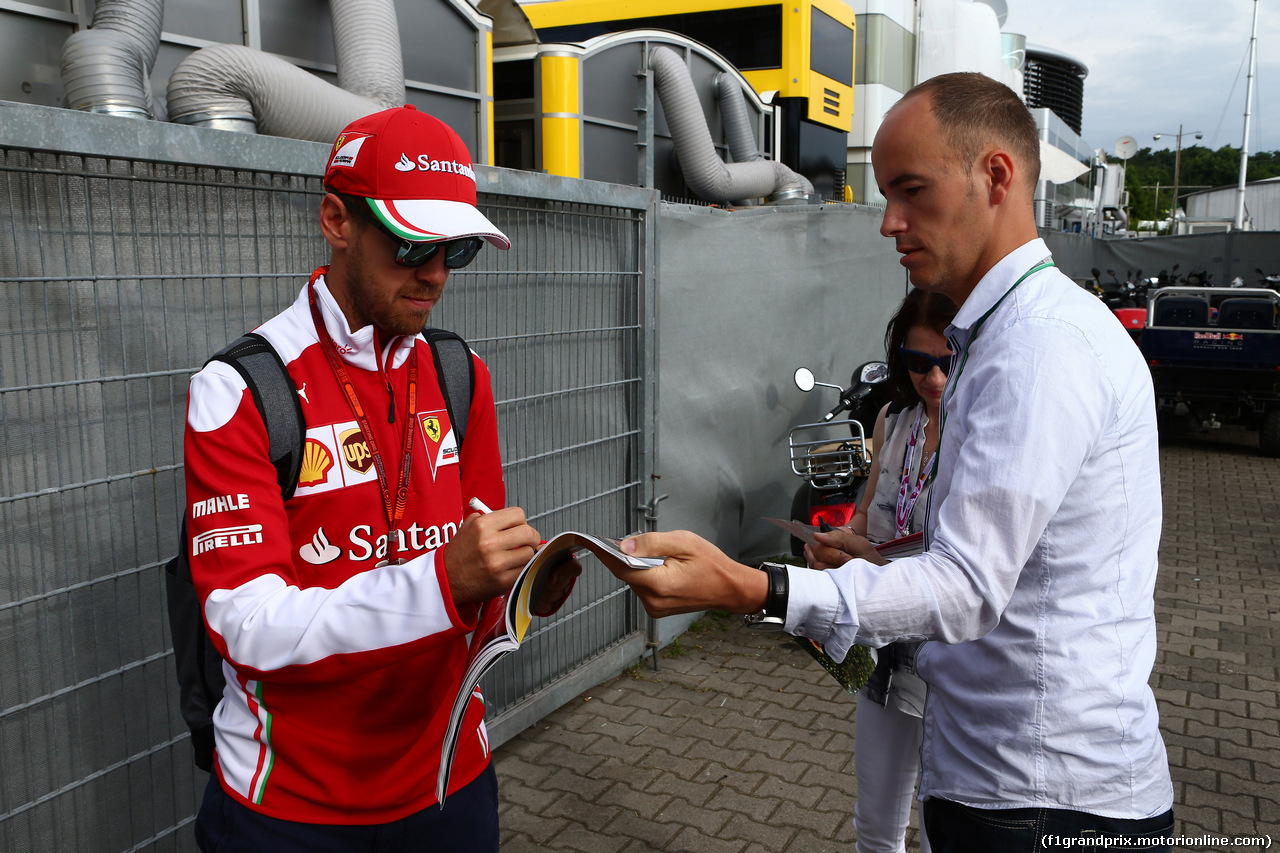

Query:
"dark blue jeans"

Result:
[[923, 798, 1175, 853], [194, 763, 499, 853]]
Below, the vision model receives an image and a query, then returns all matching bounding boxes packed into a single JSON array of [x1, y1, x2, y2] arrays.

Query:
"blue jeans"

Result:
[[194, 763, 499, 853], [923, 798, 1175, 853]]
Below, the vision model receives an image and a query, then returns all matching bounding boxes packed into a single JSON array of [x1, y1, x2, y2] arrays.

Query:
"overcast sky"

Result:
[[1000, 0, 1278, 158]]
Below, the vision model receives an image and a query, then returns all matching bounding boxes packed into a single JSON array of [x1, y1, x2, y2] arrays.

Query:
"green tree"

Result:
[[1119, 146, 1280, 232]]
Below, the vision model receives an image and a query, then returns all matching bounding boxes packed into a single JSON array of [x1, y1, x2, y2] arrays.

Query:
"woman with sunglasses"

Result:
[[807, 286, 956, 853]]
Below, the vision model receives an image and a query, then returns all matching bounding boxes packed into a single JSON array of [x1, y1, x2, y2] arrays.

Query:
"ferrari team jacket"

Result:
[[184, 271, 505, 823]]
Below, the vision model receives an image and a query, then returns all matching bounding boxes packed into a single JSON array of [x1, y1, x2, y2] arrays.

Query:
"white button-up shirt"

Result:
[[787, 238, 1173, 818]]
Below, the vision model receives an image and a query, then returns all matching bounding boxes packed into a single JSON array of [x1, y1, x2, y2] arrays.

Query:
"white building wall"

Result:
[[917, 0, 1017, 90], [858, 0, 916, 30], [1185, 179, 1280, 232], [847, 0, 1027, 204]]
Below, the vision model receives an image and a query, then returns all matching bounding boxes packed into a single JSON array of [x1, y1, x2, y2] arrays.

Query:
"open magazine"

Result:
[[785, 530, 926, 694], [436, 532, 664, 804], [764, 518, 925, 561]]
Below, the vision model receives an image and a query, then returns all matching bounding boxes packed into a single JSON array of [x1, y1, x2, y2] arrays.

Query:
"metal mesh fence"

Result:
[[0, 141, 654, 852]]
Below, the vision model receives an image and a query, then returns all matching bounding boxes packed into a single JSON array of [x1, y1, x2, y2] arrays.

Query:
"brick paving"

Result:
[[495, 426, 1280, 851]]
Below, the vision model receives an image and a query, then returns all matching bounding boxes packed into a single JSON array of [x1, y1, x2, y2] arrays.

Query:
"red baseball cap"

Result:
[[323, 105, 510, 250]]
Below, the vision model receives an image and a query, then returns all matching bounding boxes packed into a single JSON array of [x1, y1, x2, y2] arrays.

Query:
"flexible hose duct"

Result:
[[331, 0, 405, 106], [166, 45, 392, 138], [60, 0, 164, 119], [715, 73, 763, 164], [649, 47, 811, 204], [167, 0, 405, 139]]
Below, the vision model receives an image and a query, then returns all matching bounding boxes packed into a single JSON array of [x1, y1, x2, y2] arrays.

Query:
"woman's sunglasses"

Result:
[[899, 346, 956, 376], [341, 194, 485, 269]]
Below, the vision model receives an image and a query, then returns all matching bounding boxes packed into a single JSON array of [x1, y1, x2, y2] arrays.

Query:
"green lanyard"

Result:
[[929, 258, 1056, 483]]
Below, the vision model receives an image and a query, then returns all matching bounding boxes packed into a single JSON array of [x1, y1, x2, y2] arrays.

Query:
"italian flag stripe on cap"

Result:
[[367, 199, 447, 242]]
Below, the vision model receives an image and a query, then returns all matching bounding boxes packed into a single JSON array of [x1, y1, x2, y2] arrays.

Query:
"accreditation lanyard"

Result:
[[308, 279, 419, 561], [894, 404, 934, 537], [929, 258, 1056, 484]]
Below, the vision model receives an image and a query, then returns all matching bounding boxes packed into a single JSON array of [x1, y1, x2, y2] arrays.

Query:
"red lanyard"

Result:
[[307, 274, 418, 559], [894, 404, 933, 537]]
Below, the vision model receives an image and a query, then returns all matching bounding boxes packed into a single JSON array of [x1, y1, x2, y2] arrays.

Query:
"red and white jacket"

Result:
[[184, 270, 504, 823]]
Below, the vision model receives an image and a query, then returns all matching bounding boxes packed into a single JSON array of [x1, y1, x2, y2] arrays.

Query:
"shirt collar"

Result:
[[949, 238, 1052, 334], [309, 269, 417, 372]]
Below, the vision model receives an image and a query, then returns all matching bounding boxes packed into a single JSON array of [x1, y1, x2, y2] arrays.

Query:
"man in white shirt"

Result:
[[612, 72, 1175, 851]]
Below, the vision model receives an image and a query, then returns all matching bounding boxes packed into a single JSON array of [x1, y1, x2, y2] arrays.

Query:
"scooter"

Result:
[[1182, 268, 1213, 287], [786, 361, 892, 556], [1092, 267, 1146, 342]]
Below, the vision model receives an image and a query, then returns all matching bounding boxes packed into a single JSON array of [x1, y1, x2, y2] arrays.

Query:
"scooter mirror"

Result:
[[860, 362, 890, 384], [794, 367, 816, 392]]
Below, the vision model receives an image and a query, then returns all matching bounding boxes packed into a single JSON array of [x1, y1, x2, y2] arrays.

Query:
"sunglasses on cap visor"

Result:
[[899, 346, 956, 376], [341, 193, 485, 269]]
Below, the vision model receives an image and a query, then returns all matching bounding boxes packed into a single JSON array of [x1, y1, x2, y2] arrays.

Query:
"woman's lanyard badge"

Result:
[[894, 405, 933, 537]]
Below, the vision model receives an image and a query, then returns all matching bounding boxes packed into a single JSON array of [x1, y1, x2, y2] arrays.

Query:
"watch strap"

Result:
[[743, 562, 789, 631], [761, 561, 789, 620]]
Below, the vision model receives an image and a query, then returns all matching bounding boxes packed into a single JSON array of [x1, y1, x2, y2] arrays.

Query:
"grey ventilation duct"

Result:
[[649, 46, 811, 205], [60, 0, 165, 120], [715, 73, 763, 165], [331, 0, 405, 107], [166, 0, 405, 140]]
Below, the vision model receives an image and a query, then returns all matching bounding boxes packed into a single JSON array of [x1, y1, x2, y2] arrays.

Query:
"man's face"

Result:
[[872, 95, 992, 303], [343, 214, 449, 337]]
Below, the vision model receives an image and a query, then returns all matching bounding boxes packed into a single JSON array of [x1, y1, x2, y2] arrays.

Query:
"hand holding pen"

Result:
[[441, 497, 541, 605], [469, 497, 581, 616]]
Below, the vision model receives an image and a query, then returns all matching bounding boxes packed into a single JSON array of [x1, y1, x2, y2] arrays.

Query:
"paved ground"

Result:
[[494, 426, 1280, 852]]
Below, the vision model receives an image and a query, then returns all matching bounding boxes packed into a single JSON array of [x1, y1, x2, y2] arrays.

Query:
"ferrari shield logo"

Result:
[[418, 409, 460, 480]]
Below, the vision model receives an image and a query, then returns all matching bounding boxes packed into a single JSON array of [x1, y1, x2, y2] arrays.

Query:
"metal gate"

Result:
[[0, 103, 657, 852]]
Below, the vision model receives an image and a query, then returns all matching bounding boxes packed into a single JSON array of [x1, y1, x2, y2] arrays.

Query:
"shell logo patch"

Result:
[[300, 439, 334, 487], [418, 409, 459, 480]]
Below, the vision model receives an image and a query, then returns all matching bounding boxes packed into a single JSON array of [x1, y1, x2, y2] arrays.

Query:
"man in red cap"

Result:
[[183, 105, 577, 851]]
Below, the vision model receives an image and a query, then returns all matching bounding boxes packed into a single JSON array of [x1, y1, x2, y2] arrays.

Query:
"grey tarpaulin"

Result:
[[655, 201, 909, 563], [1043, 230, 1280, 287]]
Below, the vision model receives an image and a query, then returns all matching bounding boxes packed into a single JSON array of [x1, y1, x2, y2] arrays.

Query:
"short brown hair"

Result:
[[903, 72, 1041, 192], [884, 288, 959, 406]]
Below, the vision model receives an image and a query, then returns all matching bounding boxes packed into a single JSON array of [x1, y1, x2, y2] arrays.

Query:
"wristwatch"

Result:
[[743, 561, 789, 631]]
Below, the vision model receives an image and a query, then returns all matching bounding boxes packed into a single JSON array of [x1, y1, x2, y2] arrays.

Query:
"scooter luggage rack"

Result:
[[789, 418, 871, 490]]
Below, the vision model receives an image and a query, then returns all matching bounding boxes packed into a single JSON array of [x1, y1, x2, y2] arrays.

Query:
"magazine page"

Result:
[[874, 531, 925, 560], [763, 517, 823, 549], [436, 594, 512, 804], [436, 531, 663, 804]]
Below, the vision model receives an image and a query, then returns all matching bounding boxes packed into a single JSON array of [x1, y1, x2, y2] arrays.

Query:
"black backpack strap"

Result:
[[422, 327, 475, 447], [166, 332, 304, 772], [208, 333, 305, 500]]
